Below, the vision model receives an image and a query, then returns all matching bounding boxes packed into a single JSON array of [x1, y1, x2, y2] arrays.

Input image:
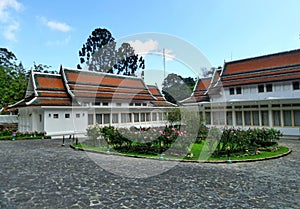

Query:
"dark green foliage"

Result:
[[78, 28, 145, 75], [0, 130, 48, 140], [87, 125, 194, 156], [162, 73, 195, 104], [205, 127, 283, 157], [167, 108, 181, 126], [86, 123, 282, 158], [32, 62, 57, 74], [0, 48, 28, 110]]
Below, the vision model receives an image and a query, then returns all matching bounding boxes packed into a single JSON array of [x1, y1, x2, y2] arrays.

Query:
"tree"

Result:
[[32, 62, 56, 74], [0, 48, 28, 111], [162, 73, 195, 104], [167, 108, 181, 126], [78, 28, 145, 75]]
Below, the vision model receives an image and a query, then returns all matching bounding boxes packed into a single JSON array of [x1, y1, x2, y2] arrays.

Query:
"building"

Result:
[[0, 115, 18, 131], [182, 49, 300, 136], [10, 66, 175, 136]]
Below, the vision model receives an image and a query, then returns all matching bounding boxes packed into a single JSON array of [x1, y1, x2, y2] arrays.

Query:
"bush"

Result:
[[212, 127, 282, 157]]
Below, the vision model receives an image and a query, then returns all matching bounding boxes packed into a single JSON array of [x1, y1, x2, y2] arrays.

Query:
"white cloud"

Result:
[[3, 20, 19, 41], [127, 39, 159, 55], [47, 20, 71, 32], [38, 16, 71, 32], [0, 0, 22, 41], [0, 0, 22, 22], [164, 48, 175, 61], [128, 39, 175, 61]]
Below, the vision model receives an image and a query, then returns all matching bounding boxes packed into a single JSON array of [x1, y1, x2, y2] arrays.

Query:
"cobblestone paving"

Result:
[[0, 139, 299, 209]]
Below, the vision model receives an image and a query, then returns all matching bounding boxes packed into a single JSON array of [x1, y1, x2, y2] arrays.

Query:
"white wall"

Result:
[[213, 81, 300, 103], [44, 108, 88, 136]]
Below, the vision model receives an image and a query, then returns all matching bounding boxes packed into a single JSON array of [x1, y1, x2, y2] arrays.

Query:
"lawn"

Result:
[[73, 140, 290, 162]]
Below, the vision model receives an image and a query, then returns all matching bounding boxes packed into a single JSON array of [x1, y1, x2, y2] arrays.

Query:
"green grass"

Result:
[[74, 141, 290, 162]]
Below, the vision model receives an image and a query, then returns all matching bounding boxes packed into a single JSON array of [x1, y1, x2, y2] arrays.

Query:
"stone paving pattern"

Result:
[[0, 139, 299, 209]]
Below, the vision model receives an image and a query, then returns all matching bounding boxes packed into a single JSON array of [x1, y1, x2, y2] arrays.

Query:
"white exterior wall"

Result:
[[18, 108, 33, 132], [213, 81, 300, 103], [43, 108, 88, 136]]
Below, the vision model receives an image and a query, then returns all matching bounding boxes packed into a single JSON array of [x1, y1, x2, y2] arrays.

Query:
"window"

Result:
[[273, 110, 281, 126], [229, 88, 234, 95], [53, 114, 59, 119], [143, 103, 147, 106], [244, 111, 251, 126], [293, 110, 300, 126], [135, 103, 141, 106], [293, 81, 300, 90], [152, 112, 157, 121], [129, 103, 133, 106], [121, 113, 131, 123], [158, 112, 163, 121], [212, 111, 225, 125], [205, 112, 211, 125], [76, 113, 80, 118], [140, 113, 146, 122], [112, 113, 118, 123], [95, 102, 101, 106], [236, 111, 243, 126], [116, 103, 122, 106], [104, 114, 110, 124], [88, 114, 94, 125], [65, 113, 70, 118], [261, 111, 269, 126], [134, 113, 140, 122], [126, 113, 132, 123], [283, 110, 292, 126], [252, 111, 259, 126], [102, 102, 108, 106], [96, 114, 102, 124], [258, 85, 264, 93], [146, 113, 151, 121], [266, 84, 273, 92], [226, 111, 232, 125], [236, 87, 242, 94]]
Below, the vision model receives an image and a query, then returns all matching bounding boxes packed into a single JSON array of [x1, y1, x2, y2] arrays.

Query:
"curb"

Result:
[[69, 144, 292, 164]]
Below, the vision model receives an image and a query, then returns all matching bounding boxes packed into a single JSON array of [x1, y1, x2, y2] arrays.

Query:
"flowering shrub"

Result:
[[86, 125, 194, 156], [212, 127, 282, 156], [85, 124, 282, 158]]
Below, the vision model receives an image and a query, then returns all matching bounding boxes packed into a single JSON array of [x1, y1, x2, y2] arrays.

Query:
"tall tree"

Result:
[[0, 48, 28, 111], [162, 73, 195, 104], [32, 62, 56, 74], [78, 28, 145, 75]]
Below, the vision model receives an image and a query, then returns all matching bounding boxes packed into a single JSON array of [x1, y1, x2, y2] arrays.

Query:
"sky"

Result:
[[1, 0, 300, 86]]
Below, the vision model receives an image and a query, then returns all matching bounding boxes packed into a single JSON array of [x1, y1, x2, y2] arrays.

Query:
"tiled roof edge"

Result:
[[224, 48, 300, 66]]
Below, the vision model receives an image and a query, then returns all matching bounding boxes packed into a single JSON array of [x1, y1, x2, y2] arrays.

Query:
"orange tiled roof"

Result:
[[147, 85, 176, 107], [35, 76, 65, 90], [181, 77, 211, 104], [62, 68, 156, 103], [221, 49, 300, 87], [30, 73, 71, 106], [223, 49, 300, 75], [10, 67, 177, 108]]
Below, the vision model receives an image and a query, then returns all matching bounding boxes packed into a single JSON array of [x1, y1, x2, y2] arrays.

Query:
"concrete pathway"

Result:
[[0, 139, 299, 209]]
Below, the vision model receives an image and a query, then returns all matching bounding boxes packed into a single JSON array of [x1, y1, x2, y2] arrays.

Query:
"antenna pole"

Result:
[[163, 48, 166, 79]]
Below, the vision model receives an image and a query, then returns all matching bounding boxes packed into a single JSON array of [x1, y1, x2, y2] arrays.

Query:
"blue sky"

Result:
[[1, 0, 300, 85]]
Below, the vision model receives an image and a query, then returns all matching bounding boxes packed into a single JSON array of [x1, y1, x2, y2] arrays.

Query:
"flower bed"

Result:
[[0, 130, 49, 140], [85, 124, 283, 160]]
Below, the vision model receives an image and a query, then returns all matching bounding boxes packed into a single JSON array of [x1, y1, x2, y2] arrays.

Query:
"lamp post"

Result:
[[75, 137, 78, 150]]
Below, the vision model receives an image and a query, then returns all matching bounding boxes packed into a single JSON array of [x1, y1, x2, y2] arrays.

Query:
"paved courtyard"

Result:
[[0, 138, 299, 209]]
